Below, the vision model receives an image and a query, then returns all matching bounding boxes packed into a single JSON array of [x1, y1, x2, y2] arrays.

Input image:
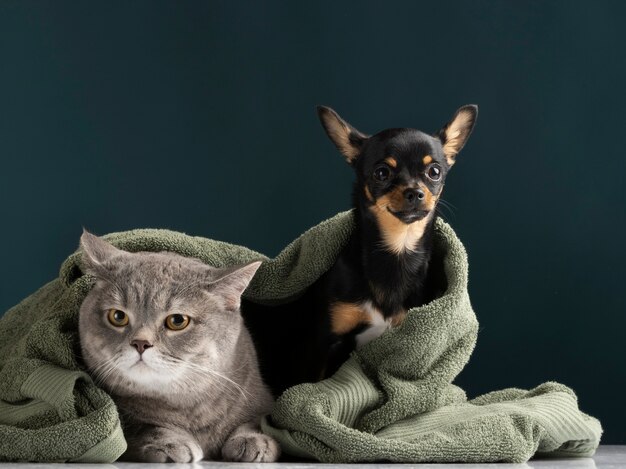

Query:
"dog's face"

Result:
[[317, 105, 477, 225], [354, 129, 449, 224]]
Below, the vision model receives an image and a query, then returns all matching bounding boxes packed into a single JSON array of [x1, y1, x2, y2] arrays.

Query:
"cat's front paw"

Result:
[[222, 432, 280, 462], [141, 440, 203, 463]]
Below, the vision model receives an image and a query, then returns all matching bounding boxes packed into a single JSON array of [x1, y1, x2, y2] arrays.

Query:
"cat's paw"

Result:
[[222, 432, 280, 462], [141, 440, 203, 463]]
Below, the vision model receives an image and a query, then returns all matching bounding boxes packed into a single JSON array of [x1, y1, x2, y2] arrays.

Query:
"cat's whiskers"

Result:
[[202, 368, 250, 401], [94, 364, 117, 386], [94, 359, 127, 396], [191, 371, 247, 402], [166, 356, 251, 401], [147, 355, 221, 395], [161, 361, 240, 402], [93, 353, 141, 398], [91, 355, 120, 384]]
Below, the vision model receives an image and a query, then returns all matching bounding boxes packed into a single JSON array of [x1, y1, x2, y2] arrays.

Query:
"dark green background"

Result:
[[1, 1, 624, 444]]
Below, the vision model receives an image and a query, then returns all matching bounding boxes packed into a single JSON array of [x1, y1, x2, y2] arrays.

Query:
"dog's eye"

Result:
[[373, 165, 391, 182], [427, 164, 442, 181]]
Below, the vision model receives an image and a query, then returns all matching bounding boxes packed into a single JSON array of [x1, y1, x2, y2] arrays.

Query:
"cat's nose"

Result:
[[130, 339, 153, 355]]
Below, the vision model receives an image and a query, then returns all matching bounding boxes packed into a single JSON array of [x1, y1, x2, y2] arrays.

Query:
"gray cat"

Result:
[[77, 230, 280, 463]]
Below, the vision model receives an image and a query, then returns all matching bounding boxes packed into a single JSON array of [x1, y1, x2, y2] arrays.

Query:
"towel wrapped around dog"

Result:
[[0, 211, 601, 462], [261, 216, 602, 462]]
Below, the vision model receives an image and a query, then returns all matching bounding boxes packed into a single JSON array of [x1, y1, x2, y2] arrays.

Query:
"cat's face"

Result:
[[77, 230, 261, 398]]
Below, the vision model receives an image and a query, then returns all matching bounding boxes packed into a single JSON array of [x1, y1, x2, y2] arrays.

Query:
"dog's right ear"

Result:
[[316, 106, 368, 164]]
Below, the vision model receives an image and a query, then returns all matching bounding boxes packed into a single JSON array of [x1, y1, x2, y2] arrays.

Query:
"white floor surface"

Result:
[[0, 445, 623, 469]]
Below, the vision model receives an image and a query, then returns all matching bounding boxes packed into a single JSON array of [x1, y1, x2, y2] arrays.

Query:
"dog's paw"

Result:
[[222, 432, 280, 462]]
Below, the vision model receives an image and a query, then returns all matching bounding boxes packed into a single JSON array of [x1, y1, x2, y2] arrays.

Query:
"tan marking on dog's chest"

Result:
[[330, 302, 370, 335], [330, 299, 406, 347], [355, 301, 406, 347]]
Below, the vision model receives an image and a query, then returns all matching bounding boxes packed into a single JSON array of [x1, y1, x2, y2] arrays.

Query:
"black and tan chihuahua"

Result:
[[243, 105, 478, 396]]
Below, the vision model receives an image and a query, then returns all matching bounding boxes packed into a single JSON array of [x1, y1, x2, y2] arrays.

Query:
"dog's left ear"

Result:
[[435, 105, 478, 165], [317, 106, 368, 164]]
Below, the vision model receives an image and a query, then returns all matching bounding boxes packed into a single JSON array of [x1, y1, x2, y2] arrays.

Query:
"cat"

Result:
[[77, 230, 280, 463]]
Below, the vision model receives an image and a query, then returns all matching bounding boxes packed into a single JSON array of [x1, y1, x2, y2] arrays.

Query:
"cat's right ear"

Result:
[[80, 229, 124, 275], [208, 261, 262, 311]]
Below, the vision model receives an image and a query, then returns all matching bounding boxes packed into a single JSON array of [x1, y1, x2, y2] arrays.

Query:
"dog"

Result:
[[242, 105, 478, 395]]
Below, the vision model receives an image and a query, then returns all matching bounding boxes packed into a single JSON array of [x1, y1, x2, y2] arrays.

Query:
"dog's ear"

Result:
[[317, 106, 368, 164], [435, 105, 478, 165]]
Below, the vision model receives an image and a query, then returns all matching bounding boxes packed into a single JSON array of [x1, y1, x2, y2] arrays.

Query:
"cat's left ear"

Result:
[[80, 229, 125, 276], [435, 104, 478, 166], [208, 261, 262, 311]]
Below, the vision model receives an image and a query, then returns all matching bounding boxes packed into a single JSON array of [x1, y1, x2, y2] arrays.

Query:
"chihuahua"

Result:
[[242, 105, 478, 395]]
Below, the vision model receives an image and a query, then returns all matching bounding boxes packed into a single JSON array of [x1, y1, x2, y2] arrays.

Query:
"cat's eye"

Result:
[[427, 164, 442, 181], [165, 314, 190, 331], [373, 165, 391, 182], [107, 309, 129, 327]]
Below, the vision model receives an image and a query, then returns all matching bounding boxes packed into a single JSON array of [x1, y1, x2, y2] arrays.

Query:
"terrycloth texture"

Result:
[[0, 211, 601, 462], [260, 216, 602, 463], [0, 211, 352, 462]]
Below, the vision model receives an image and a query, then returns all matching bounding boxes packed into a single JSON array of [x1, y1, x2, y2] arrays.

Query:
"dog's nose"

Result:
[[130, 339, 153, 355], [404, 188, 425, 204]]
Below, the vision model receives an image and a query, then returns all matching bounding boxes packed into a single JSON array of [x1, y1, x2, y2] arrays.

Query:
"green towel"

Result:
[[261, 215, 602, 463], [0, 211, 352, 462], [0, 211, 601, 462]]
